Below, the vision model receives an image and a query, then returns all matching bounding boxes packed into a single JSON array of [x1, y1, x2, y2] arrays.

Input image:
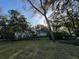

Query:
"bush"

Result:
[[74, 31, 79, 36], [1, 32, 14, 40], [53, 31, 69, 40]]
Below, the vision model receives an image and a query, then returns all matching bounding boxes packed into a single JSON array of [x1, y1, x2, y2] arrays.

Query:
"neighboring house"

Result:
[[35, 24, 48, 37], [14, 31, 32, 40], [37, 31, 47, 37]]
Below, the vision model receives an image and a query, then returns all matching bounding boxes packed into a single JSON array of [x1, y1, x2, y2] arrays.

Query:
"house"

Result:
[[37, 31, 47, 37], [14, 31, 32, 40], [35, 24, 48, 37]]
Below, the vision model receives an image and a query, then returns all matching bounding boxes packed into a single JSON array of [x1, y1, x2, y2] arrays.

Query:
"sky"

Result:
[[0, 0, 45, 26]]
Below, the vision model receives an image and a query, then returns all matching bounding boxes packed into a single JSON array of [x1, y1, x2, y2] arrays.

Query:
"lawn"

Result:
[[0, 38, 79, 59]]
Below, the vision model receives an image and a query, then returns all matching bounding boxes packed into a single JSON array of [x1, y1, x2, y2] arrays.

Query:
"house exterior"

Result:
[[35, 24, 48, 37], [14, 31, 32, 40], [37, 31, 47, 37]]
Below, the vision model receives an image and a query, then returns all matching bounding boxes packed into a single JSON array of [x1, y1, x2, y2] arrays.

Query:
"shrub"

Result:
[[74, 31, 79, 36], [53, 31, 69, 40]]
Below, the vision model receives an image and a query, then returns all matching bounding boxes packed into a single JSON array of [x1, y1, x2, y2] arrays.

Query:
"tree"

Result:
[[22, 0, 55, 40], [0, 16, 9, 39], [0, 10, 30, 40], [18, 15, 29, 31], [49, 0, 79, 35], [8, 10, 29, 32]]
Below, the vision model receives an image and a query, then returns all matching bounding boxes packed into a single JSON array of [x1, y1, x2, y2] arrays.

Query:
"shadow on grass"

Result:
[[56, 39, 79, 46]]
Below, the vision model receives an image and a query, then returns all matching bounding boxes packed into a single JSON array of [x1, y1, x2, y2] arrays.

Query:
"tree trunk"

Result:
[[44, 15, 55, 40], [67, 27, 72, 35]]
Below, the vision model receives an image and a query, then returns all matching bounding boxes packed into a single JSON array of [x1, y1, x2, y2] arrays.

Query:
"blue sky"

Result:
[[0, 0, 44, 26]]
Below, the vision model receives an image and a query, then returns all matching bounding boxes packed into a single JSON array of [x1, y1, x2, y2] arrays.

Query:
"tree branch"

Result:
[[39, 0, 46, 15], [27, 0, 44, 15]]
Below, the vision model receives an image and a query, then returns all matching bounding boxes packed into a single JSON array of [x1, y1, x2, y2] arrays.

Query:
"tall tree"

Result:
[[22, 0, 55, 40], [49, 0, 79, 34], [8, 10, 29, 32]]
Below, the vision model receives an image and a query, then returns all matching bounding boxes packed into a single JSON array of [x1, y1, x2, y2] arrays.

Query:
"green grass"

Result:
[[0, 38, 79, 59]]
